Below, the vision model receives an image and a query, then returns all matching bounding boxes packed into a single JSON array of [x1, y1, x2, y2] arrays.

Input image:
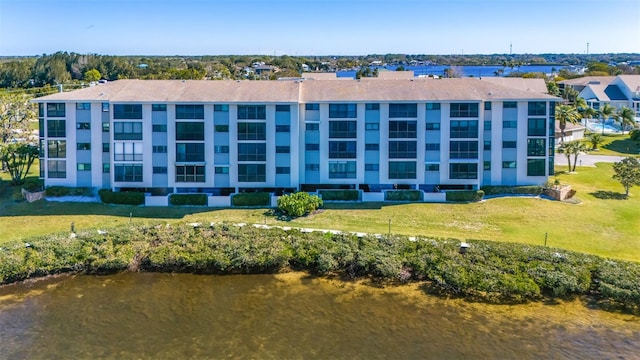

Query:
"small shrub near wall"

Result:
[[98, 189, 145, 205], [169, 194, 207, 206], [445, 190, 484, 202], [318, 190, 360, 201], [46, 186, 93, 197], [385, 190, 422, 201], [277, 192, 323, 218], [232, 192, 270, 206], [481, 186, 543, 196]]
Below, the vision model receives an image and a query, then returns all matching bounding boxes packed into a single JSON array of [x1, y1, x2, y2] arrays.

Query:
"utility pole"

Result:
[[509, 42, 512, 56], [586, 42, 589, 55]]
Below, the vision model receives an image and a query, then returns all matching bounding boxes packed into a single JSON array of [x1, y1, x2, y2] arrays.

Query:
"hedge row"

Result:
[[319, 190, 360, 201], [46, 186, 93, 197], [481, 186, 543, 196], [98, 189, 145, 205], [169, 194, 207, 206], [0, 224, 638, 314], [446, 190, 485, 202], [232, 192, 270, 206], [385, 190, 423, 201]]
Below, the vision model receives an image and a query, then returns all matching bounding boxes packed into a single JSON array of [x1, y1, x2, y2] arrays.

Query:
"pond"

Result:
[[1, 272, 639, 359]]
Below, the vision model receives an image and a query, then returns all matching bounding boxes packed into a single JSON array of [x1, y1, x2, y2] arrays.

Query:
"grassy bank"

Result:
[[0, 223, 638, 314]]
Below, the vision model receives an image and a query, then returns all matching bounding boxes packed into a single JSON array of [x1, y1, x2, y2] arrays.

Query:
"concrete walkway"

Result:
[[554, 153, 626, 167]]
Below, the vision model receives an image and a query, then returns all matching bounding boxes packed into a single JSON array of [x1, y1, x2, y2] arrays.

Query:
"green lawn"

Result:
[[1, 161, 638, 262], [587, 133, 640, 156]]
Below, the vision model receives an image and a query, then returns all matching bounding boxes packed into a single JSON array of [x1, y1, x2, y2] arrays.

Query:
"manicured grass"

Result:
[[588, 133, 640, 156]]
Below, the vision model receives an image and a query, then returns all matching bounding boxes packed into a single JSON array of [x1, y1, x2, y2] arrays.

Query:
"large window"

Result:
[[527, 159, 546, 176], [528, 118, 546, 136], [113, 104, 142, 119], [450, 103, 479, 118], [389, 103, 417, 118], [47, 160, 66, 178], [238, 164, 266, 182], [450, 120, 478, 138], [176, 122, 204, 140], [389, 121, 417, 138], [449, 163, 477, 179], [47, 103, 65, 117], [449, 141, 478, 159], [329, 103, 357, 118], [503, 141, 517, 148], [275, 105, 290, 112], [504, 102, 517, 108], [176, 165, 205, 182], [113, 122, 143, 140], [238, 122, 266, 140], [328, 161, 357, 179], [388, 161, 416, 179], [237, 105, 266, 120], [47, 120, 66, 137], [176, 105, 204, 119], [114, 142, 143, 161], [114, 164, 143, 182], [214, 104, 229, 112], [527, 139, 546, 156], [329, 141, 357, 159], [176, 143, 205, 162], [77, 143, 91, 150], [305, 103, 319, 111], [329, 121, 357, 138], [152, 104, 167, 111], [238, 143, 266, 161], [528, 102, 546, 116], [47, 140, 66, 158], [388, 141, 417, 158]]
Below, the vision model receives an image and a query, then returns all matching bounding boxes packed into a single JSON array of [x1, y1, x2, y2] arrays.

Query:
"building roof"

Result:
[[618, 75, 640, 99], [35, 78, 560, 103], [479, 77, 549, 94], [559, 76, 616, 86], [555, 120, 585, 133], [604, 84, 628, 101]]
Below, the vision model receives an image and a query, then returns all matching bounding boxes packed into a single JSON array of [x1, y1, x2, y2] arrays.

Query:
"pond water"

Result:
[[1, 272, 639, 359]]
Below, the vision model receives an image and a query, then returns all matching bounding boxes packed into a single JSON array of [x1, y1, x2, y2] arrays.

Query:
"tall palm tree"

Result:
[[616, 106, 636, 134], [558, 141, 588, 172], [598, 103, 616, 135], [555, 104, 581, 144]]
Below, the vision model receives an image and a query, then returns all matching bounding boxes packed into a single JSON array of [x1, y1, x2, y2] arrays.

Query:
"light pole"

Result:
[[388, 218, 391, 237]]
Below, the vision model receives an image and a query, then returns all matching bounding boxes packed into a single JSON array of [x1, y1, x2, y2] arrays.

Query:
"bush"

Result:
[[98, 189, 145, 205], [446, 190, 484, 202], [318, 190, 360, 201], [232, 192, 270, 206], [629, 129, 640, 141], [481, 186, 543, 196], [46, 186, 92, 197], [170, 194, 207, 206], [385, 190, 422, 201], [277, 192, 323, 218], [22, 178, 43, 192]]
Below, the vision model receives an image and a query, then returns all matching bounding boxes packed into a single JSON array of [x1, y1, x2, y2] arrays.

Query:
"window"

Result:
[[102, 122, 110, 132], [47, 120, 66, 137], [176, 122, 204, 140], [47, 160, 66, 178], [38, 139, 45, 157], [77, 163, 91, 171], [365, 164, 379, 171], [503, 101, 517, 109], [484, 102, 492, 110], [103, 163, 110, 174], [215, 125, 229, 132], [306, 123, 319, 131], [426, 103, 441, 110], [527, 138, 546, 156], [175, 165, 205, 182], [153, 167, 167, 174], [450, 120, 478, 138], [305, 143, 320, 151], [502, 161, 517, 169], [527, 159, 546, 176], [76, 122, 90, 130], [329, 103, 357, 118], [483, 161, 491, 170], [215, 166, 229, 174], [152, 104, 166, 111], [38, 103, 44, 117], [305, 103, 319, 111], [276, 166, 290, 174], [425, 163, 440, 171], [238, 164, 266, 182], [275, 105, 290, 112], [365, 143, 379, 150], [503, 141, 517, 148], [176, 143, 205, 162], [114, 142, 143, 161], [328, 161, 357, 178], [275, 125, 290, 132], [484, 141, 491, 151], [276, 146, 290, 153], [484, 121, 492, 130], [365, 123, 379, 130], [528, 118, 546, 136], [449, 141, 478, 159], [528, 102, 546, 116], [425, 143, 440, 151], [503, 121, 517, 128], [449, 163, 477, 179], [214, 145, 229, 154], [237, 143, 266, 161], [450, 103, 479, 117], [237, 105, 266, 120], [389, 121, 417, 138], [176, 105, 204, 119], [238, 122, 266, 140], [153, 145, 167, 153], [47, 140, 66, 158], [389, 161, 416, 179], [152, 124, 167, 132], [214, 104, 229, 112], [77, 143, 91, 150], [102, 103, 109, 112], [113, 122, 143, 140], [113, 104, 142, 119], [329, 121, 357, 138], [103, 143, 110, 152], [305, 164, 320, 171], [389, 103, 418, 118], [425, 122, 441, 130], [365, 103, 380, 110], [114, 164, 143, 182], [39, 118, 44, 137], [329, 141, 357, 159], [47, 103, 65, 117], [388, 141, 417, 158]]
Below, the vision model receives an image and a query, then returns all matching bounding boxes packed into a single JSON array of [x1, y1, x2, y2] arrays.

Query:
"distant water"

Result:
[[337, 64, 566, 78]]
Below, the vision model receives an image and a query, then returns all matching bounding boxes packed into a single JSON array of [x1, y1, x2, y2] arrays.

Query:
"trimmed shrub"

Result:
[[46, 186, 93, 197], [319, 189, 360, 201], [98, 189, 145, 205], [170, 194, 207, 206], [446, 190, 484, 202], [277, 192, 323, 218], [23, 178, 43, 192], [385, 190, 422, 201], [481, 186, 543, 196], [232, 192, 270, 206], [629, 129, 640, 141]]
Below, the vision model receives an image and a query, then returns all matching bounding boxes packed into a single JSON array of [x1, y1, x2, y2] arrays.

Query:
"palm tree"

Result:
[[616, 106, 636, 134], [598, 103, 616, 135], [555, 104, 581, 144], [585, 133, 604, 150], [558, 141, 588, 172]]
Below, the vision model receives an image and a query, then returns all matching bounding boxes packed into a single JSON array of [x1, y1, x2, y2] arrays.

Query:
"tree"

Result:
[[585, 133, 604, 150], [598, 103, 616, 135], [84, 68, 101, 82], [0, 143, 39, 185], [546, 82, 560, 96], [277, 192, 323, 218], [612, 157, 640, 197], [555, 104, 581, 144], [0, 93, 35, 145], [558, 140, 587, 172], [615, 106, 636, 134]]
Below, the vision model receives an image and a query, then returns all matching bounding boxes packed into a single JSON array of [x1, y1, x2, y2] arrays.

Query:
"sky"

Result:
[[1, 0, 639, 56]]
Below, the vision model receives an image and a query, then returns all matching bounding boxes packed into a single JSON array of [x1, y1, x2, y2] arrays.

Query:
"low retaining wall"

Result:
[[145, 196, 169, 207], [21, 189, 46, 203], [543, 185, 572, 201], [362, 192, 385, 202], [208, 196, 231, 207], [424, 193, 447, 203]]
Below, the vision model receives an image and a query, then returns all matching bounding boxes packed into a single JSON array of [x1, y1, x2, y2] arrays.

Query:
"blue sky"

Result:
[[1, 0, 638, 56]]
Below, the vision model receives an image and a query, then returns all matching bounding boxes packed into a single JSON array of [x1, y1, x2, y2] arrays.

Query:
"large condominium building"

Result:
[[34, 76, 560, 197]]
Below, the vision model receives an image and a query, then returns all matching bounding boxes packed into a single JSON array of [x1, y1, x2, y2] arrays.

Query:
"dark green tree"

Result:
[[0, 143, 39, 185], [612, 157, 640, 197]]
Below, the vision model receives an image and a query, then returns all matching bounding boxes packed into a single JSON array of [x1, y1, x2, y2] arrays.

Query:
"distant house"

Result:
[[554, 122, 585, 146], [559, 75, 640, 118]]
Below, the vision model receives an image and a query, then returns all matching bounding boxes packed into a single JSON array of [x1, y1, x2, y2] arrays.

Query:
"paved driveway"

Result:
[[554, 153, 626, 167]]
